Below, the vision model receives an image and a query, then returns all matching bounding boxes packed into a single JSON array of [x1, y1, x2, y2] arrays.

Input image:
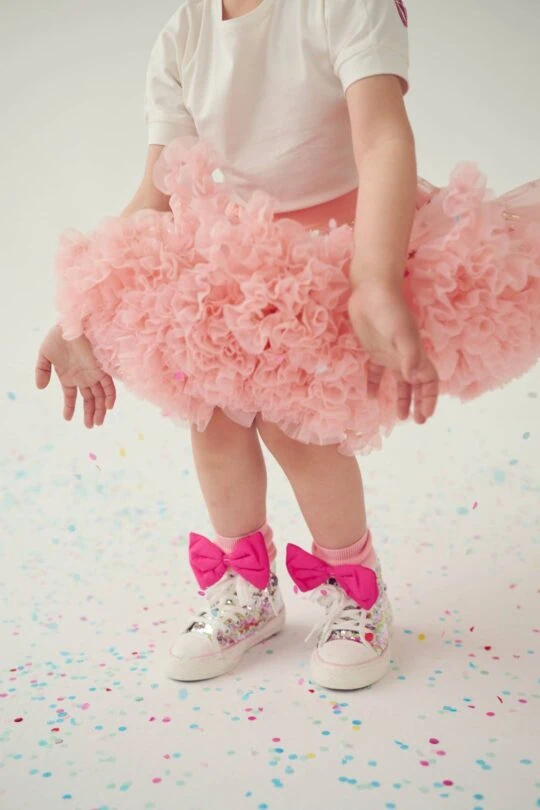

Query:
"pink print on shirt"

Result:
[[394, 0, 408, 26]]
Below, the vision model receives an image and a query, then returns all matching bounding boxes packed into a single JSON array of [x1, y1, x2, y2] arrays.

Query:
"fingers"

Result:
[[101, 375, 117, 410], [35, 352, 52, 390], [366, 361, 385, 399], [394, 374, 412, 420], [62, 385, 77, 421], [91, 382, 107, 426], [411, 358, 439, 425], [80, 386, 96, 429], [63, 382, 114, 427]]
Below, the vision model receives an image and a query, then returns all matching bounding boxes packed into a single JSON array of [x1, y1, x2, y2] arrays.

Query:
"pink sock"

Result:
[[215, 522, 277, 564], [311, 528, 376, 569]]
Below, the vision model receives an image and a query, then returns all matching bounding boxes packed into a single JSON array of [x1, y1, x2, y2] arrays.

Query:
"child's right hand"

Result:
[[35, 325, 117, 428]]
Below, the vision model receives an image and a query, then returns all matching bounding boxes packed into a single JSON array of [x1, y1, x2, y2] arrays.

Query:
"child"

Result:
[[36, 0, 540, 690]]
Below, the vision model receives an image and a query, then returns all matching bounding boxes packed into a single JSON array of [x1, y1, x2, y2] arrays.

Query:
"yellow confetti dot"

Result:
[[119, 448, 126, 457], [418, 633, 426, 641], [137, 433, 144, 440], [306, 753, 316, 759], [352, 725, 361, 731]]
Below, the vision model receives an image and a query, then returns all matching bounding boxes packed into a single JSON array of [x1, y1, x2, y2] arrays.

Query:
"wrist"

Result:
[[349, 263, 404, 292]]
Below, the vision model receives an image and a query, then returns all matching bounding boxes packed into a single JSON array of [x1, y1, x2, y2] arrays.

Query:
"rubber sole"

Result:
[[165, 608, 286, 682], [310, 641, 392, 690]]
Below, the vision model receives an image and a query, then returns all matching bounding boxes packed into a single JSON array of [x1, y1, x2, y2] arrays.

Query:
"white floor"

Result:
[[1, 2, 539, 809]]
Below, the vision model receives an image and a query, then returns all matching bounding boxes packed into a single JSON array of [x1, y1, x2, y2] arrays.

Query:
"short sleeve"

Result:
[[144, 10, 198, 146], [324, 0, 410, 95]]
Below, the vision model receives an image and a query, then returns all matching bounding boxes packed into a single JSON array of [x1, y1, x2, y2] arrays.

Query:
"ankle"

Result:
[[311, 528, 376, 569]]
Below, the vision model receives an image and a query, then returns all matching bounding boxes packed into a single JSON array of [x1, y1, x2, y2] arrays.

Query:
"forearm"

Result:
[[120, 144, 171, 216], [350, 130, 417, 289]]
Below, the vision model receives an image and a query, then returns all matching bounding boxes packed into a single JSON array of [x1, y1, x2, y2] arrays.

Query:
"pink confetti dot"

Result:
[[89, 453, 97, 461], [442, 779, 454, 786], [162, 717, 171, 723], [420, 760, 429, 767], [248, 716, 257, 721], [429, 738, 439, 744], [13, 717, 23, 723], [436, 750, 446, 756], [81, 703, 90, 710], [486, 712, 495, 717], [272, 738, 281, 742], [152, 777, 162, 784]]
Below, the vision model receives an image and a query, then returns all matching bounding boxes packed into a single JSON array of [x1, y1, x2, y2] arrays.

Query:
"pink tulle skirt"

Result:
[[55, 140, 540, 455]]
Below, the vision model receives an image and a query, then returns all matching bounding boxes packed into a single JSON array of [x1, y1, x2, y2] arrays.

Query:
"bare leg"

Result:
[[256, 417, 367, 549], [191, 409, 267, 537]]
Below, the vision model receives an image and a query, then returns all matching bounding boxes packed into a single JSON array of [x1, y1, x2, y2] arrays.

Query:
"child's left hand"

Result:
[[348, 279, 439, 424]]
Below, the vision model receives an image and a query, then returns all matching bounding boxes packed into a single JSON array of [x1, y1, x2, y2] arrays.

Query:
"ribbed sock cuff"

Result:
[[311, 528, 376, 568]]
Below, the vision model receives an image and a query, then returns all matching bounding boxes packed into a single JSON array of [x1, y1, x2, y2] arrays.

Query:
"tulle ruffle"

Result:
[[55, 140, 540, 454]]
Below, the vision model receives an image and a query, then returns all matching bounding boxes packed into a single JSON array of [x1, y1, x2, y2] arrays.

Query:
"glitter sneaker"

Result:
[[165, 531, 285, 681], [286, 544, 392, 690]]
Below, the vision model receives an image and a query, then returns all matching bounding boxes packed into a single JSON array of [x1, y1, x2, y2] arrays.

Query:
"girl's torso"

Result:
[[172, 0, 360, 218]]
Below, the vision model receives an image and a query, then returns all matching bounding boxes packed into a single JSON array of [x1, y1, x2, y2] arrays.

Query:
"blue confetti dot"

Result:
[[7, 392, 16, 400], [178, 689, 188, 700]]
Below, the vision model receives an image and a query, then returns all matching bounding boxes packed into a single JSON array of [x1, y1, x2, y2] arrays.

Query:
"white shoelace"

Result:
[[305, 583, 369, 648], [202, 572, 279, 622]]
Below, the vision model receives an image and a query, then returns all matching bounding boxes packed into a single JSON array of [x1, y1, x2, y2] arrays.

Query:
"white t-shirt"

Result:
[[144, 0, 409, 212]]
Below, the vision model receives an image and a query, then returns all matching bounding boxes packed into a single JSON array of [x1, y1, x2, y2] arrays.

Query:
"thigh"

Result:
[[192, 408, 258, 453]]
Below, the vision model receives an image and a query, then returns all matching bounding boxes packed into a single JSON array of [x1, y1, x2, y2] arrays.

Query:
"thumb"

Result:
[[394, 327, 422, 384], [35, 352, 52, 389]]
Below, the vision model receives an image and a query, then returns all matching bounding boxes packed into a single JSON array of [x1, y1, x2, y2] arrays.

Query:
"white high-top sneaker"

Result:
[[286, 541, 393, 690], [166, 561, 285, 681], [307, 553, 393, 690]]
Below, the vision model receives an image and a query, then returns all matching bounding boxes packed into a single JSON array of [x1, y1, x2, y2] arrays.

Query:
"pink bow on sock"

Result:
[[286, 543, 379, 609], [189, 531, 271, 591]]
